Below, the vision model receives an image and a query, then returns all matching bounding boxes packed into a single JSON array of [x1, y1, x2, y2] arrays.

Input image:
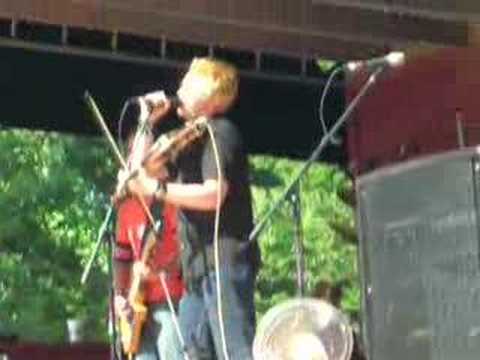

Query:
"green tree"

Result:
[[251, 156, 359, 318], [0, 129, 115, 342]]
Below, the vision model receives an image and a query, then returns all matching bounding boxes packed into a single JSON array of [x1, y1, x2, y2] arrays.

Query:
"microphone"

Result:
[[127, 90, 182, 127], [345, 51, 405, 72], [128, 90, 182, 109], [126, 91, 182, 133]]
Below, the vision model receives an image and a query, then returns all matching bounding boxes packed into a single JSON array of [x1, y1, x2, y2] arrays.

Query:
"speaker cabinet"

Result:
[[356, 148, 480, 360]]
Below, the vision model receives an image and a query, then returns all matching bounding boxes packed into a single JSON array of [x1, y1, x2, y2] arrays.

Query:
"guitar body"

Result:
[[118, 228, 159, 358], [119, 297, 148, 356]]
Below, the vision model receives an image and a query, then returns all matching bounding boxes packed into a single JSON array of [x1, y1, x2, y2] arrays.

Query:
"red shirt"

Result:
[[116, 198, 184, 304]]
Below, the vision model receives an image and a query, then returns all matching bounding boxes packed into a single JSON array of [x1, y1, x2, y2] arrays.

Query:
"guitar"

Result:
[[119, 227, 158, 358]]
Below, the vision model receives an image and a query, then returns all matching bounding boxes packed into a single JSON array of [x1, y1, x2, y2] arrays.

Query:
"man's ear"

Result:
[[202, 98, 226, 117]]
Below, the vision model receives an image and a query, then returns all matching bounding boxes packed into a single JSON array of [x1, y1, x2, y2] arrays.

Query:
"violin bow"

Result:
[[83, 90, 159, 231]]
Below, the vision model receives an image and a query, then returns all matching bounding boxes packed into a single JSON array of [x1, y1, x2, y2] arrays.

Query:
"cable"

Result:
[[206, 122, 230, 360], [129, 99, 152, 168], [158, 272, 191, 360], [318, 66, 343, 145], [117, 99, 131, 155]]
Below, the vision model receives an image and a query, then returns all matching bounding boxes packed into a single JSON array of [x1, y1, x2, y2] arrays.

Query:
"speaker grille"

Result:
[[356, 148, 480, 360]]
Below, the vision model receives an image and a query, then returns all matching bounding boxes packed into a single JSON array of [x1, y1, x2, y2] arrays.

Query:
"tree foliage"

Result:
[[0, 129, 359, 342], [0, 129, 116, 342], [251, 156, 359, 318]]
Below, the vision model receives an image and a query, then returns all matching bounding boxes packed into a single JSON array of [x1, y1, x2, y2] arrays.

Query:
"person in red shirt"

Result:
[[113, 97, 184, 360]]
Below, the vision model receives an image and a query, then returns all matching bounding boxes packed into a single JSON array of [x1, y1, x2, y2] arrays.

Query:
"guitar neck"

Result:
[[128, 230, 158, 303]]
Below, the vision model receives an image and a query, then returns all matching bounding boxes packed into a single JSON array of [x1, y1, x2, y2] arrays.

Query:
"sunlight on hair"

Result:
[[187, 57, 239, 111]]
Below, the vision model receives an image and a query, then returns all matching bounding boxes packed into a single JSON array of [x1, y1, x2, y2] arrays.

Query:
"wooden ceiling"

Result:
[[0, 1, 476, 72], [0, 0, 480, 81]]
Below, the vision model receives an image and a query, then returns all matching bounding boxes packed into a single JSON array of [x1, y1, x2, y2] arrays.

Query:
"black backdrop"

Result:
[[0, 45, 345, 164]]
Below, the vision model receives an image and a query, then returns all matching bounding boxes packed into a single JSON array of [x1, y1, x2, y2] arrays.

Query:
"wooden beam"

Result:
[[0, 0, 469, 61], [309, 3, 469, 47], [468, 22, 480, 46], [312, 0, 480, 23]]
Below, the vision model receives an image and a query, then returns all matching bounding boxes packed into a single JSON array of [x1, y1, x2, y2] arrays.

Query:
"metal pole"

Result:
[[289, 183, 306, 296]]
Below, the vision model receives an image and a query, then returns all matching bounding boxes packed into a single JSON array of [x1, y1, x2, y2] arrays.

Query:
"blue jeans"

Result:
[[135, 303, 184, 360], [179, 263, 257, 360]]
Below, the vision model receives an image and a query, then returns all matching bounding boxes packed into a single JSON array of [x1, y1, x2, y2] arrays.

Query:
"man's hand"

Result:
[[111, 169, 131, 205], [148, 97, 172, 127], [126, 168, 159, 198]]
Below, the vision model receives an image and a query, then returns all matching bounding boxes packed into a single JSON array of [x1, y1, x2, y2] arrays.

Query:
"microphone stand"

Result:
[[80, 204, 122, 360], [289, 182, 306, 297], [249, 65, 387, 294], [81, 93, 135, 360], [81, 205, 115, 285], [81, 92, 163, 360]]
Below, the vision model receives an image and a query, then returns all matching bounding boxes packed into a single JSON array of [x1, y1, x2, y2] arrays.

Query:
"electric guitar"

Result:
[[119, 227, 158, 358]]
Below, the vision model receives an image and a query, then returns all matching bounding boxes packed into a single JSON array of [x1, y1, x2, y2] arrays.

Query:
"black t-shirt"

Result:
[[175, 117, 260, 283]]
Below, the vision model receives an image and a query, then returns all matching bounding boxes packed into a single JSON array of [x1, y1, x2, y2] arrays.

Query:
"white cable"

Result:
[[319, 66, 343, 145], [158, 272, 191, 360], [206, 122, 230, 360], [129, 98, 151, 168]]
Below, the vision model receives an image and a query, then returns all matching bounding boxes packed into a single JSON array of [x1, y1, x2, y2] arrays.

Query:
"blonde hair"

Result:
[[186, 57, 239, 112]]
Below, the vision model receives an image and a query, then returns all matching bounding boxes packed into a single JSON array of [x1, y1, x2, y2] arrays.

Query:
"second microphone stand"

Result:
[[249, 65, 387, 295]]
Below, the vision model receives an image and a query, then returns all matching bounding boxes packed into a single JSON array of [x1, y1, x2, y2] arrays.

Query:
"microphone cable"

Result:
[[159, 272, 191, 360], [205, 121, 231, 360], [319, 65, 343, 146], [117, 98, 132, 156]]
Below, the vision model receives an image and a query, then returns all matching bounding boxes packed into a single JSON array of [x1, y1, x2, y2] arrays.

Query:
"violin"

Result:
[[113, 116, 209, 203]]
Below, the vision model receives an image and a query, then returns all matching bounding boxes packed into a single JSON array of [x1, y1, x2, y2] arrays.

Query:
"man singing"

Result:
[[127, 57, 261, 359]]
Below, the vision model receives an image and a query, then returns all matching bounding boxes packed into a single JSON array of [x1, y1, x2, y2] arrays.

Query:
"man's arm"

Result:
[[126, 171, 228, 212], [160, 178, 229, 211]]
